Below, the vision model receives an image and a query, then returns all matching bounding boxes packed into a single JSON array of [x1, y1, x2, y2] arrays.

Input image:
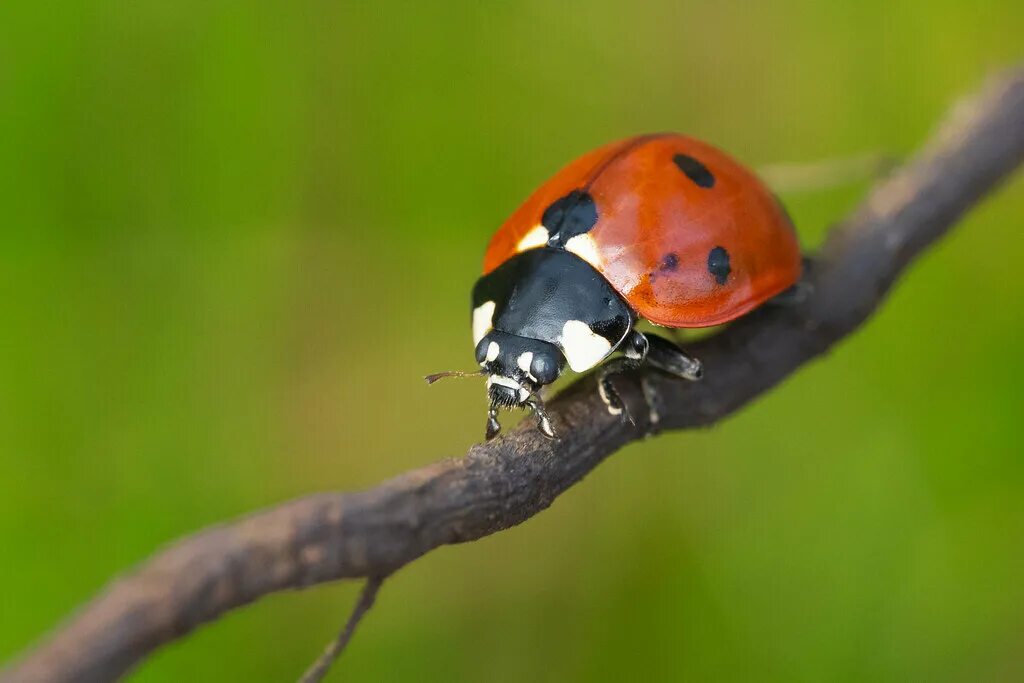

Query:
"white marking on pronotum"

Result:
[[486, 341, 500, 362], [559, 320, 612, 372], [564, 234, 604, 269], [472, 301, 496, 346], [516, 225, 549, 252]]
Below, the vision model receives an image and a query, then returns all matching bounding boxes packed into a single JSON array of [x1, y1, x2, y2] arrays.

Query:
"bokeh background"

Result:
[[2, 2, 1023, 681]]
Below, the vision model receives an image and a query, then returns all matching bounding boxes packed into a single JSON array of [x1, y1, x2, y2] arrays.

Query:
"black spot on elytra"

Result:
[[708, 246, 730, 285], [649, 252, 679, 283], [542, 190, 598, 247], [673, 153, 715, 188]]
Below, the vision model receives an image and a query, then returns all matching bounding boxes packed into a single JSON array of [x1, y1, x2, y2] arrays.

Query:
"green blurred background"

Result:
[[2, 2, 1023, 681]]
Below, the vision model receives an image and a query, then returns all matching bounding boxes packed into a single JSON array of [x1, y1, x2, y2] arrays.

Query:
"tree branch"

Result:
[[5, 66, 1024, 683]]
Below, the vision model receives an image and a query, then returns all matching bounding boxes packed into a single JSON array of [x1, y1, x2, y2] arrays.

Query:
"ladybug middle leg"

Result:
[[598, 330, 703, 421], [644, 332, 704, 381]]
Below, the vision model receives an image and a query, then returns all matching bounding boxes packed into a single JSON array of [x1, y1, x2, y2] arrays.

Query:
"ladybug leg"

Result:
[[598, 330, 703, 420], [769, 282, 812, 306], [485, 406, 502, 441], [643, 332, 704, 381], [769, 257, 815, 306], [596, 330, 648, 421], [597, 357, 641, 423], [526, 395, 556, 439]]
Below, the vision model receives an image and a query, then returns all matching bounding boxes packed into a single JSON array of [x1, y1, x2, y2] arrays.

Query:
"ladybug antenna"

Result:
[[424, 369, 485, 385]]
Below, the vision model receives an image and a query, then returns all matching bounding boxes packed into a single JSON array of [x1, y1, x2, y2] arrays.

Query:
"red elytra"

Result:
[[482, 133, 802, 327]]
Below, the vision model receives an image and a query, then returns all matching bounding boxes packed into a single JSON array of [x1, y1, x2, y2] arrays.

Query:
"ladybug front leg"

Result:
[[485, 406, 502, 441], [526, 395, 556, 439]]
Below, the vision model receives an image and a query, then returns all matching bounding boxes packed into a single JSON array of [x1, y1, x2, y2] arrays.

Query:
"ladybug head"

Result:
[[424, 329, 563, 441], [474, 329, 564, 406], [417, 329, 555, 441]]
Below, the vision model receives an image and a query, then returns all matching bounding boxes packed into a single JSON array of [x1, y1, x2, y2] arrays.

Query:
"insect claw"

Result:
[[485, 407, 501, 441]]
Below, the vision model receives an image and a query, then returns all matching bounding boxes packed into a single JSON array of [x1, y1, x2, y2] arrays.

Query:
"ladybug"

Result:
[[429, 133, 802, 440]]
